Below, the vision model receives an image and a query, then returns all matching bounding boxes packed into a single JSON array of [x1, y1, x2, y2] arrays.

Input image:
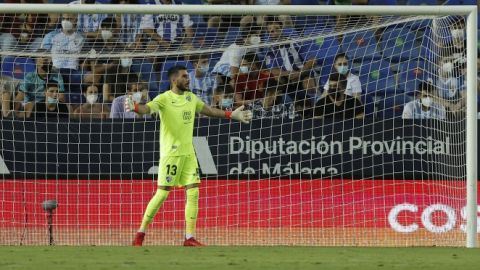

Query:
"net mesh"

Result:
[[0, 5, 477, 246]]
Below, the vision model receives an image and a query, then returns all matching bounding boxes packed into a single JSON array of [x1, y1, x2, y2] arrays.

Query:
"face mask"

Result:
[[132, 92, 143, 103], [451, 29, 465, 40], [336, 65, 349, 75], [221, 98, 233, 108], [249, 35, 261, 45], [120, 58, 132, 68], [47, 96, 58, 105], [198, 64, 209, 74], [239, 66, 249, 74], [421, 97, 432, 107], [86, 94, 98, 104], [61, 20, 74, 31], [441, 62, 453, 75], [101, 30, 113, 41]]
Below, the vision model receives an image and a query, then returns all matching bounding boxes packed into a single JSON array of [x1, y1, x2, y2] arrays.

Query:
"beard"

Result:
[[177, 83, 189, 92]]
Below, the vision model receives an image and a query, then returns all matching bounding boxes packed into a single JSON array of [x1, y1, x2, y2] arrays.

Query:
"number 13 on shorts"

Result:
[[158, 155, 201, 187]]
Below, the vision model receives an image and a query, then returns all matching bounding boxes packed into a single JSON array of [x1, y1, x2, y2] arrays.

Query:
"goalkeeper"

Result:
[[127, 65, 252, 247]]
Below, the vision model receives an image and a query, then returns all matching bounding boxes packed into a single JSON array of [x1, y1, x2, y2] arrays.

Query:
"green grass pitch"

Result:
[[0, 247, 479, 270]]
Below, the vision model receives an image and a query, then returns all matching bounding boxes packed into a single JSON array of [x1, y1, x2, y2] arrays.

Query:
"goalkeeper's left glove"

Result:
[[228, 105, 253, 124]]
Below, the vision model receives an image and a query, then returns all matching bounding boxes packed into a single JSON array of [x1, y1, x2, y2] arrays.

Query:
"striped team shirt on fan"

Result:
[[139, 0, 193, 43], [119, 14, 142, 45], [265, 43, 309, 71], [146, 90, 205, 157], [188, 70, 217, 105], [69, 1, 108, 33]]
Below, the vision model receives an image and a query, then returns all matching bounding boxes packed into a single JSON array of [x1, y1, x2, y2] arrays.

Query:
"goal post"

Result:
[[0, 3, 477, 247]]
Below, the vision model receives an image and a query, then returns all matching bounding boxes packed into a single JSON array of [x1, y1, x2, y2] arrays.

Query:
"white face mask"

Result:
[[120, 58, 132, 68], [239, 66, 249, 74], [198, 64, 209, 74], [451, 29, 465, 40], [441, 62, 453, 75], [86, 94, 98, 104], [249, 35, 261, 45], [61, 20, 74, 31], [132, 92, 143, 103], [421, 97, 432, 107], [101, 30, 113, 41]]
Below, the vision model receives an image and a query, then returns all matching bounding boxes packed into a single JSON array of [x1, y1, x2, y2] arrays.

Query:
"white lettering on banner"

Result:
[[228, 162, 338, 176], [349, 136, 450, 155], [388, 203, 419, 233], [388, 203, 480, 234], [230, 136, 450, 158], [0, 154, 10, 174]]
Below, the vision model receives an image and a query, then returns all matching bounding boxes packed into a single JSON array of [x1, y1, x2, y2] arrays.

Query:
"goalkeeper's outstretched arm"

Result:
[[124, 95, 151, 115], [200, 104, 253, 124]]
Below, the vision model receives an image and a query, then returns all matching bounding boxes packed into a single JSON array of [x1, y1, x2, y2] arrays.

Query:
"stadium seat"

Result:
[[376, 93, 412, 119], [380, 28, 421, 62], [130, 59, 160, 98], [396, 59, 431, 94], [361, 93, 376, 118], [159, 60, 194, 92], [303, 35, 342, 67], [341, 30, 381, 62], [406, 0, 437, 5], [0, 56, 36, 81], [357, 59, 397, 95], [443, 0, 477, 4]]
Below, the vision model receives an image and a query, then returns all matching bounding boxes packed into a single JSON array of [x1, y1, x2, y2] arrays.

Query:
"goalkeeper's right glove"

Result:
[[124, 95, 138, 113], [227, 105, 253, 124]]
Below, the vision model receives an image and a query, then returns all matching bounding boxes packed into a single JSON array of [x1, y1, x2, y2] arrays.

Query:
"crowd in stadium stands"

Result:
[[0, 0, 478, 121]]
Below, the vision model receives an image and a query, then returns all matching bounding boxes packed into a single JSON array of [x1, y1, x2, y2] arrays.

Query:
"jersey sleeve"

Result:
[[146, 94, 166, 113], [195, 94, 205, 113]]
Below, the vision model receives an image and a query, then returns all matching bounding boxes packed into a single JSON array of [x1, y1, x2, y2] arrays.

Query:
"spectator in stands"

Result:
[[436, 58, 466, 119], [234, 52, 271, 106], [448, 17, 466, 60], [211, 85, 235, 110], [70, 0, 109, 40], [110, 75, 150, 119], [103, 57, 132, 103], [30, 82, 69, 120], [111, 0, 143, 48], [51, 13, 85, 104], [82, 17, 121, 90], [212, 25, 262, 88], [16, 52, 65, 119], [0, 12, 22, 55], [323, 53, 362, 101], [139, 0, 194, 50], [189, 54, 216, 105], [249, 79, 289, 119], [0, 75, 20, 118], [22, 13, 51, 52], [402, 81, 446, 120], [72, 84, 110, 119], [313, 73, 364, 119], [264, 18, 316, 102]]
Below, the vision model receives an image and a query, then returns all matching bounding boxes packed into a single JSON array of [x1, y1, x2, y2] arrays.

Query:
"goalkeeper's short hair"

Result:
[[167, 65, 188, 81]]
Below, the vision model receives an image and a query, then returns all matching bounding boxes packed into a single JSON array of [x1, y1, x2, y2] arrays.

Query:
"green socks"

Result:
[[185, 187, 199, 239], [139, 188, 170, 232]]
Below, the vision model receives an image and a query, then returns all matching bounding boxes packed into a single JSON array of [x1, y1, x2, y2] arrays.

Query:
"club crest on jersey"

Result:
[[166, 175, 172, 183], [186, 95, 191, 102], [183, 111, 192, 121]]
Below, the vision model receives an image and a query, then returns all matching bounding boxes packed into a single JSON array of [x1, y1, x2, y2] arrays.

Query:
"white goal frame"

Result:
[[0, 3, 477, 248]]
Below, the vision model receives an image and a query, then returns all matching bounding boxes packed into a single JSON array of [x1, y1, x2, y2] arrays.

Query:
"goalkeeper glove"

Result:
[[124, 95, 138, 113], [227, 105, 253, 124]]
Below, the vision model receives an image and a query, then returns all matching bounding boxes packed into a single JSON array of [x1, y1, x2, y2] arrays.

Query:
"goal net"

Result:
[[0, 4, 477, 246]]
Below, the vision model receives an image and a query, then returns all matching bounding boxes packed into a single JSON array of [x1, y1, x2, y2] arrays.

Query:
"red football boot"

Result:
[[132, 232, 145, 246], [183, 237, 204, 247]]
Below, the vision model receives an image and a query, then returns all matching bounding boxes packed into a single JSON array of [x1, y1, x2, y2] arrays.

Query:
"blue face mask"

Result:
[[47, 97, 58, 105], [221, 98, 233, 108], [336, 65, 349, 75]]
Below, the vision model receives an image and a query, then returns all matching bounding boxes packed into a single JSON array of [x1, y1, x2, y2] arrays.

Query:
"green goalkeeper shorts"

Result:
[[158, 154, 200, 187]]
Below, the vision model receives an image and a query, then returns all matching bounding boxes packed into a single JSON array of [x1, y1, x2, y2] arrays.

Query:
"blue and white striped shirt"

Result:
[[51, 31, 85, 70], [188, 70, 216, 105], [139, 0, 193, 43], [69, 1, 108, 33], [265, 43, 307, 72], [119, 14, 142, 45]]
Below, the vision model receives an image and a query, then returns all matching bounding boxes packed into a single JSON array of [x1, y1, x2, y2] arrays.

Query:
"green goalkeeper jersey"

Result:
[[146, 90, 205, 157]]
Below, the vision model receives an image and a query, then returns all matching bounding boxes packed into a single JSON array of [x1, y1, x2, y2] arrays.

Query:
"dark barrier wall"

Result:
[[0, 118, 468, 180]]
